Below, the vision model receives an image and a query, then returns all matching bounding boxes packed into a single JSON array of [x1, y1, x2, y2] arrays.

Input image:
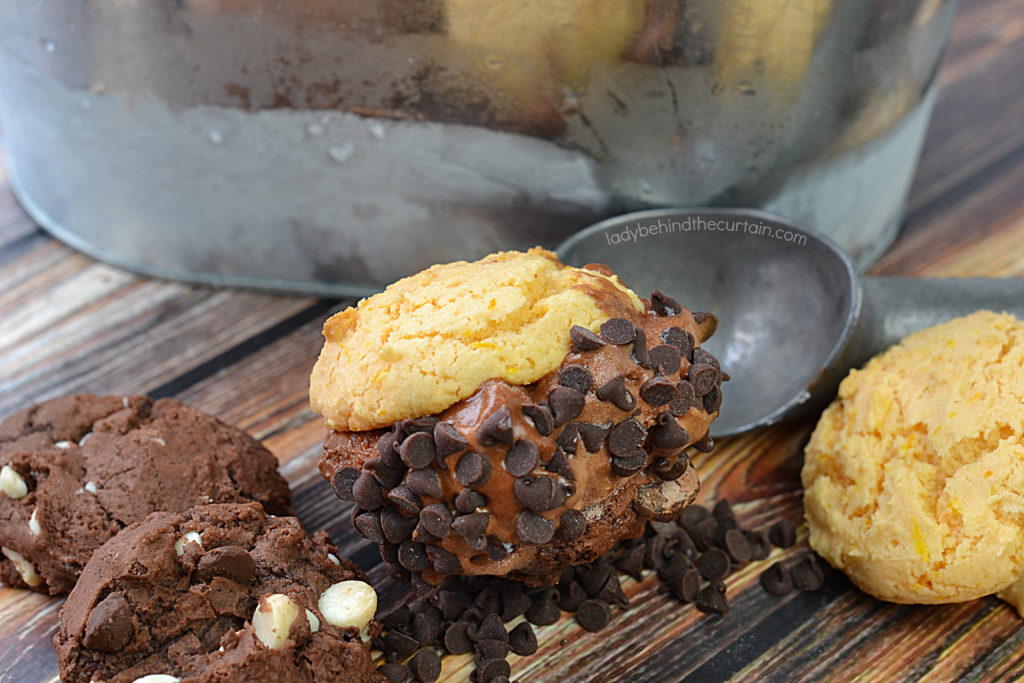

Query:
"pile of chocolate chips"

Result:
[[373, 500, 825, 682]]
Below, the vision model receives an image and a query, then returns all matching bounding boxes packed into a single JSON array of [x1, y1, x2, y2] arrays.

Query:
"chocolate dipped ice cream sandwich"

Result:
[[311, 248, 723, 586]]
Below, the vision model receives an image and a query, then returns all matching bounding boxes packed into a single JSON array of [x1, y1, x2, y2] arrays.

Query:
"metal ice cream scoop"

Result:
[[557, 208, 1024, 437]]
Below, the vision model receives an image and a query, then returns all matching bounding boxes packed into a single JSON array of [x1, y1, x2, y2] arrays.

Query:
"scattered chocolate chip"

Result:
[[524, 595, 561, 625], [427, 546, 462, 575], [352, 470, 384, 510], [455, 489, 486, 514], [697, 548, 730, 580], [689, 517, 719, 551], [514, 475, 561, 512], [712, 499, 735, 521], [438, 591, 467, 622], [695, 586, 729, 616], [476, 658, 512, 682], [546, 449, 575, 480], [453, 513, 490, 551], [576, 422, 610, 453], [478, 406, 513, 446], [388, 485, 423, 514], [475, 587, 502, 616], [406, 468, 443, 499], [83, 592, 134, 653], [330, 466, 360, 502], [521, 404, 554, 437], [509, 622, 538, 656], [769, 520, 797, 548], [688, 363, 719, 396], [502, 440, 538, 478], [516, 510, 555, 544], [557, 509, 587, 541], [650, 412, 691, 449], [378, 663, 410, 683], [366, 459, 406, 489], [632, 329, 652, 368], [557, 580, 588, 612], [570, 325, 606, 352], [643, 535, 668, 571], [381, 507, 418, 544], [455, 452, 493, 487], [444, 621, 477, 654], [651, 290, 682, 316], [660, 327, 694, 358], [614, 544, 646, 581], [596, 376, 637, 411], [693, 435, 715, 453], [501, 590, 531, 622], [476, 639, 511, 661], [477, 613, 508, 641], [649, 345, 682, 374], [354, 511, 385, 544], [610, 452, 646, 477], [409, 648, 441, 682], [745, 529, 772, 560], [398, 541, 429, 572], [658, 553, 693, 582], [760, 562, 792, 595], [595, 574, 629, 608], [673, 529, 699, 560], [195, 546, 256, 585], [380, 604, 411, 632], [724, 529, 752, 564], [703, 386, 723, 413], [433, 422, 468, 465], [578, 563, 614, 598], [608, 418, 646, 458], [549, 387, 585, 427], [486, 537, 509, 562], [600, 318, 636, 345], [384, 631, 419, 661], [668, 568, 701, 603], [679, 505, 710, 531], [640, 377, 679, 406], [419, 504, 454, 539], [577, 599, 613, 632], [413, 611, 442, 647], [399, 432, 436, 469], [558, 365, 594, 394], [654, 456, 689, 481], [669, 381, 699, 416], [791, 555, 825, 592]]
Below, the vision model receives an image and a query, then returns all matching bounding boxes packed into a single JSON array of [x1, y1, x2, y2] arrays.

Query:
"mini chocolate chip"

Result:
[[381, 508, 418, 544], [388, 485, 422, 513], [640, 377, 679, 406], [354, 511, 386, 544], [596, 376, 637, 411], [486, 536, 509, 562], [377, 432, 404, 469], [549, 387, 585, 426], [399, 432, 436, 469], [679, 505, 710, 531], [438, 591, 467, 622], [650, 412, 691, 449], [433, 422, 468, 466], [409, 648, 441, 682], [769, 520, 797, 548], [555, 423, 579, 453], [745, 529, 771, 560], [596, 574, 629, 608], [615, 544, 646, 581], [455, 452, 492, 487], [383, 631, 419, 661], [330, 467, 360, 502], [695, 586, 729, 616], [690, 517, 719, 551], [697, 548, 730, 580], [761, 561, 792, 595], [649, 345, 682, 374], [427, 546, 461, 575], [632, 328, 652, 368], [688, 363, 719, 396], [413, 611, 441, 647], [658, 553, 694, 582], [611, 453, 646, 477], [453, 513, 490, 551], [791, 555, 825, 591], [703, 386, 723, 413], [475, 587, 502, 616], [514, 476, 559, 512], [83, 592, 134, 653], [576, 422, 610, 453], [366, 459, 406, 490], [570, 324, 606, 352], [724, 529, 752, 563], [509, 622, 538, 656], [521, 404, 554, 437], [461, 608, 483, 626], [419, 504, 453, 538], [501, 589, 531, 622], [578, 563, 614, 598], [712, 499, 735, 521], [558, 365, 593, 394], [406, 468, 442, 498], [668, 568, 701, 603], [455, 488, 486, 514], [444, 621, 476, 654], [352, 470, 383, 510], [195, 546, 256, 584], [476, 638, 511, 661], [516, 510, 555, 544], [577, 599, 613, 632], [693, 435, 715, 453], [477, 613, 507, 641], [694, 347, 721, 369], [557, 509, 587, 541], [608, 418, 646, 458], [379, 663, 410, 683], [669, 381, 698, 416], [654, 456, 689, 481], [476, 658, 512, 682], [546, 449, 575, 480], [478, 406, 513, 446], [524, 595, 560, 625], [600, 318, 635, 345], [660, 326, 694, 358], [557, 580, 588, 612], [651, 290, 682, 316], [504, 439, 539, 477], [398, 540, 429, 572]]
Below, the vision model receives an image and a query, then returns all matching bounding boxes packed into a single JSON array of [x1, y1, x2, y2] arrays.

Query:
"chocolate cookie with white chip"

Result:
[[0, 394, 292, 595], [55, 502, 383, 683]]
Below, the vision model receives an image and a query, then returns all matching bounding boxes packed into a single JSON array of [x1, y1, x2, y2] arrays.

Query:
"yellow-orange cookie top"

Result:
[[803, 310, 1024, 605], [309, 248, 643, 431]]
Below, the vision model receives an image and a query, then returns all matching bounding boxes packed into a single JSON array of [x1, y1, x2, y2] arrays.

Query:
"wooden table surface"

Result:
[[2, 0, 1024, 680]]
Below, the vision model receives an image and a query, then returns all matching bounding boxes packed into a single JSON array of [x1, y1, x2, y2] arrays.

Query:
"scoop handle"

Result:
[[850, 277, 1024, 364]]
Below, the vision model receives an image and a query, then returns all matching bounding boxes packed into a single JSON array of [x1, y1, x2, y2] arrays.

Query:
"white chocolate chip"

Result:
[[252, 593, 301, 650], [0, 465, 28, 500], [318, 580, 376, 642], [173, 531, 202, 556], [84, 481, 98, 494], [131, 676, 181, 683], [55, 441, 72, 450], [28, 508, 41, 537], [306, 609, 320, 633], [1, 546, 42, 587], [326, 553, 341, 566], [149, 437, 166, 447]]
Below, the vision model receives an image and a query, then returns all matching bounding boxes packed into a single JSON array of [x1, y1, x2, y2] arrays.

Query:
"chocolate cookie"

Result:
[[55, 502, 382, 683], [0, 394, 292, 594]]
